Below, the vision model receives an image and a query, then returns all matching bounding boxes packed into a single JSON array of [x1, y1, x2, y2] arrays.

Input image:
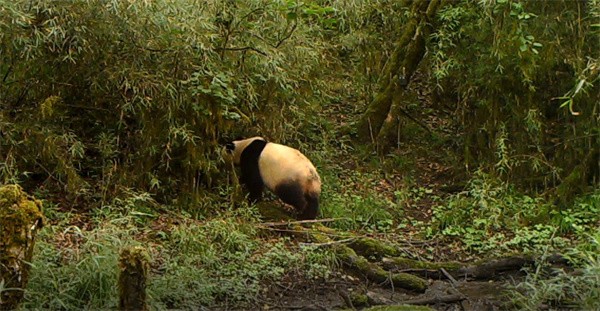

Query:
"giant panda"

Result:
[[225, 136, 321, 220]]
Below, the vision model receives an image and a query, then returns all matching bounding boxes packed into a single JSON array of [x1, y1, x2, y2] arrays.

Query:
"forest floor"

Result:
[[241, 167, 521, 311], [24, 73, 589, 310], [228, 78, 524, 311], [229, 164, 520, 310]]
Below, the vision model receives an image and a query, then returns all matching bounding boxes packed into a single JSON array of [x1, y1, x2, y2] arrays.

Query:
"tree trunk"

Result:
[[555, 148, 600, 207], [357, 0, 443, 151], [0, 185, 44, 310]]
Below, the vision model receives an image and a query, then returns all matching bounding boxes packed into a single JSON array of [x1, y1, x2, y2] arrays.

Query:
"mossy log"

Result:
[[382, 255, 536, 280], [256, 206, 428, 292], [281, 224, 428, 292], [0, 185, 44, 311], [349, 237, 403, 260], [335, 244, 428, 293], [118, 246, 150, 311]]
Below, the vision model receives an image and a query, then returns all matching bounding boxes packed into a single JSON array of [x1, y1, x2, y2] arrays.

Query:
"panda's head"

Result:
[[225, 136, 266, 165]]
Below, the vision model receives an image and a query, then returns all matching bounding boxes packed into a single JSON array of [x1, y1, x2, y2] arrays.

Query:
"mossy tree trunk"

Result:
[[118, 246, 149, 311], [554, 148, 600, 207], [0, 185, 44, 310], [356, 0, 443, 153]]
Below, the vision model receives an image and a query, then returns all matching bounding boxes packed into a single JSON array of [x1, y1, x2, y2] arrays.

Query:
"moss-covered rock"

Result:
[[0, 184, 44, 310]]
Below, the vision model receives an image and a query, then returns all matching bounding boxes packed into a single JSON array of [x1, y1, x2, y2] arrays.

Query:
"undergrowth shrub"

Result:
[[430, 0, 599, 195], [320, 167, 396, 232], [429, 171, 599, 253], [149, 217, 335, 309]]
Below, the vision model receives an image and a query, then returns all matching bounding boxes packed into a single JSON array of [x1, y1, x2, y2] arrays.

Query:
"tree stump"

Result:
[[0, 185, 44, 310], [118, 246, 149, 311]]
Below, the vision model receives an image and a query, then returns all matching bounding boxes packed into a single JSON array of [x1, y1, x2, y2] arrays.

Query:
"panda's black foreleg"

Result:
[[248, 189, 263, 203], [245, 180, 264, 204], [240, 161, 265, 204]]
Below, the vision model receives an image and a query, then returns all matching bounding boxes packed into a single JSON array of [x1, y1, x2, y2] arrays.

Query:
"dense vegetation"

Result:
[[1, 0, 598, 309]]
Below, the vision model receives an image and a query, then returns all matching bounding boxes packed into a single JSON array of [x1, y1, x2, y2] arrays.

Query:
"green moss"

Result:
[[119, 246, 150, 273], [118, 246, 149, 311], [350, 293, 369, 307], [336, 245, 428, 292], [0, 184, 44, 250], [349, 237, 401, 260], [0, 184, 44, 310]]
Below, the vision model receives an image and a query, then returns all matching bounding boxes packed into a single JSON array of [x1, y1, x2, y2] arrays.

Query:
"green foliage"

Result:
[[430, 0, 599, 193], [320, 168, 396, 232], [144, 216, 336, 309], [429, 171, 600, 254], [0, 0, 332, 205], [551, 191, 600, 234], [284, 0, 337, 28]]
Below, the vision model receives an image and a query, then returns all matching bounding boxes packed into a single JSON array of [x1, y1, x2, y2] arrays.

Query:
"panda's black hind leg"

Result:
[[300, 193, 319, 220], [274, 182, 316, 220], [239, 138, 267, 204]]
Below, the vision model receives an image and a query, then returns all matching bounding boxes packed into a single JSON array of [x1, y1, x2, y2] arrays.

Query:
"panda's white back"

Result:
[[258, 143, 320, 192]]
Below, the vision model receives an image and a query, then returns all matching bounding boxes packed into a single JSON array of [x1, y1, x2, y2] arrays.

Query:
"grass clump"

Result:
[[319, 165, 397, 233], [24, 224, 128, 309], [149, 217, 335, 309], [509, 230, 600, 310], [22, 198, 337, 310]]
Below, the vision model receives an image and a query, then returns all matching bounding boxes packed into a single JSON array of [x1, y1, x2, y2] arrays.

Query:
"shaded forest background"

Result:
[[0, 0, 599, 310]]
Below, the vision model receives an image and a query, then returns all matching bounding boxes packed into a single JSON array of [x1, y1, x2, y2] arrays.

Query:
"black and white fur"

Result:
[[226, 137, 321, 220]]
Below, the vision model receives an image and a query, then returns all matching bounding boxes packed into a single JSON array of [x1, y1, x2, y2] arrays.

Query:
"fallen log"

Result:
[[253, 205, 556, 292], [282, 224, 428, 292], [348, 237, 403, 260], [335, 244, 428, 292], [382, 255, 537, 280]]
